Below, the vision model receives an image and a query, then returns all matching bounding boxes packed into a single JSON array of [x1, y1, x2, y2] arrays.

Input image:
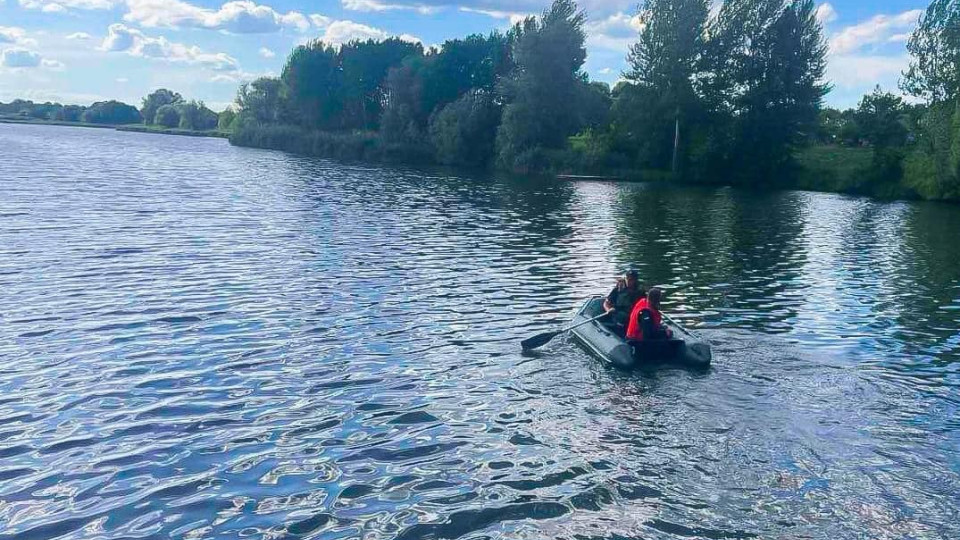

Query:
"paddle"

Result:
[[521, 311, 611, 351]]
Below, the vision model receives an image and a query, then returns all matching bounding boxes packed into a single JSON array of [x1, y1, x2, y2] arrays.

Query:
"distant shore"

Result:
[[0, 117, 228, 139]]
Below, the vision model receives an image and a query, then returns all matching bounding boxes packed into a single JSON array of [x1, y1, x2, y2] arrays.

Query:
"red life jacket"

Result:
[[626, 298, 662, 341]]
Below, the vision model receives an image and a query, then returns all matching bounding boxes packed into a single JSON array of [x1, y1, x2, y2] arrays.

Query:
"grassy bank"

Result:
[[0, 117, 227, 139], [232, 124, 906, 196], [229, 124, 434, 165]]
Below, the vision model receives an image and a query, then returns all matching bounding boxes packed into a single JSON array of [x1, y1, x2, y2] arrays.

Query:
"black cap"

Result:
[[625, 268, 639, 278]]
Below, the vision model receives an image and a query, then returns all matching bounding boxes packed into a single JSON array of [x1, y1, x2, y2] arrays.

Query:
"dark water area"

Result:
[[1, 123, 959, 539]]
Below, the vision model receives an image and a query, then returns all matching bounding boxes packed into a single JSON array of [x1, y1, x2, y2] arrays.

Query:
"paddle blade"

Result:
[[521, 330, 560, 351]]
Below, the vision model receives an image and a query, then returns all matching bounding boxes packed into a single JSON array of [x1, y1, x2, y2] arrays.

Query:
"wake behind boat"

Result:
[[570, 296, 712, 369]]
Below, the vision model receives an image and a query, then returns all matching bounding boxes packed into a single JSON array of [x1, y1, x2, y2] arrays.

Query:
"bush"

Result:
[[154, 104, 180, 128], [902, 101, 960, 200], [81, 100, 142, 124], [429, 91, 500, 167], [229, 124, 433, 164]]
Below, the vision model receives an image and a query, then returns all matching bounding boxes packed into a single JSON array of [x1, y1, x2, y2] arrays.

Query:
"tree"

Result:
[[141, 89, 183, 126], [429, 90, 502, 166], [856, 87, 908, 148], [81, 100, 142, 124], [154, 104, 180, 127], [496, 0, 589, 169], [624, 0, 710, 172], [196, 103, 219, 130], [901, 0, 960, 103], [53, 104, 86, 122], [707, 0, 829, 183], [176, 101, 218, 130], [282, 41, 343, 130], [218, 108, 237, 131], [900, 0, 960, 200], [338, 38, 424, 130], [236, 77, 288, 125], [382, 32, 514, 142]]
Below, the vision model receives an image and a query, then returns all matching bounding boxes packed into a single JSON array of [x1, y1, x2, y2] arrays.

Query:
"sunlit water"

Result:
[[1, 123, 959, 539]]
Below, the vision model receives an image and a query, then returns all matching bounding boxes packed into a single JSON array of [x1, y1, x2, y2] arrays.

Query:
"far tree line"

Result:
[[0, 90, 236, 132], [226, 0, 960, 201]]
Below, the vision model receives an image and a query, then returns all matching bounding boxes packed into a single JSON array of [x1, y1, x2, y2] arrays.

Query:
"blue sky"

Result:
[[0, 0, 932, 111]]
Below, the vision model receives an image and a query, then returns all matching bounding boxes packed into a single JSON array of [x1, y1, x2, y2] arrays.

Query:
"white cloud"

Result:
[[0, 26, 38, 47], [815, 3, 837, 25], [342, 0, 439, 15], [310, 14, 332, 27], [829, 9, 922, 55], [66, 32, 93, 40], [41, 58, 65, 69], [116, 77, 129, 82], [18, 0, 115, 10], [458, 6, 528, 25], [101, 23, 241, 72], [258, 46, 275, 58], [2, 47, 42, 67], [319, 20, 420, 45], [826, 53, 910, 90], [123, 0, 311, 33], [0, 26, 25, 44], [585, 12, 643, 53]]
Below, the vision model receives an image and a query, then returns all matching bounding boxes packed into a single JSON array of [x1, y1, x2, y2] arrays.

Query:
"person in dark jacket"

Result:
[[603, 269, 645, 333]]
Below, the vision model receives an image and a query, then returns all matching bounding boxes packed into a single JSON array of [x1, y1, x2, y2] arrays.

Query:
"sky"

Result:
[[0, 0, 933, 111]]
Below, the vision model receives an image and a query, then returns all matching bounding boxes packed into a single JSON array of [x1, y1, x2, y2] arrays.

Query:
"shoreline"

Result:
[[0, 118, 228, 139]]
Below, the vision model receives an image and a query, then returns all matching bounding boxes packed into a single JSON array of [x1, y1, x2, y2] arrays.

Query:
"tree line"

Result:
[[0, 99, 142, 125], [229, 0, 959, 201], [0, 89, 234, 131], [229, 0, 827, 180]]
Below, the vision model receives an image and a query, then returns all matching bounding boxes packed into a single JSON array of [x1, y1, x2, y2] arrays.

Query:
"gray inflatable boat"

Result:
[[570, 296, 712, 369]]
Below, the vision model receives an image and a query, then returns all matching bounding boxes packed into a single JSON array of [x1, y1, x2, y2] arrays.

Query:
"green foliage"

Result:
[[855, 87, 908, 148], [620, 0, 709, 171], [708, 0, 830, 183], [218, 109, 237, 131], [282, 41, 342, 129], [904, 101, 960, 200], [141, 89, 183, 126], [429, 90, 502, 167], [902, 0, 960, 103], [175, 101, 218, 131], [54, 105, 85, 123], [381, 32, 514, 142], [154, 104, 180, 128], [236, 77, 288, 126], [81, 100, 142, 124], [496, 0, 590, 170], [230, 124, 432, 164]]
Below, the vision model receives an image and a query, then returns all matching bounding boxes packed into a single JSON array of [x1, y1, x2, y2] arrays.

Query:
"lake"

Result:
[[1, 123, 958, 539]]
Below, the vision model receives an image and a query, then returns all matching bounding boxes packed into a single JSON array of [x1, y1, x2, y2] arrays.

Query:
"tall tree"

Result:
[[282, 41, 343, 130], [141, 89, 183, 126], [496, 0, 589, 170], [709, 0, 829, 183], [339, 38, 423, 130], [901, 0, 960, 103], [236, 77, 287, 125], [623, 0, 710, 172], [900, 0, 960, 200]]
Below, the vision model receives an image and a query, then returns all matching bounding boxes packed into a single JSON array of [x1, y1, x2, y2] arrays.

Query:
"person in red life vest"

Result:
[[626, 287, 673, 341]]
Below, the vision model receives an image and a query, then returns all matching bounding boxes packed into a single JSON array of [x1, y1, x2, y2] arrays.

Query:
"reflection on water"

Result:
[[1, 123, 958, 540]]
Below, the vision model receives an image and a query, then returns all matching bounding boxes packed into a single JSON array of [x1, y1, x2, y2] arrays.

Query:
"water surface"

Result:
[[1, 123, 958, 539]]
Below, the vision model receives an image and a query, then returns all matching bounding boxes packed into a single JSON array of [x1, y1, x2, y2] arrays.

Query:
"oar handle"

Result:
[[564, 310, 611, 332]]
